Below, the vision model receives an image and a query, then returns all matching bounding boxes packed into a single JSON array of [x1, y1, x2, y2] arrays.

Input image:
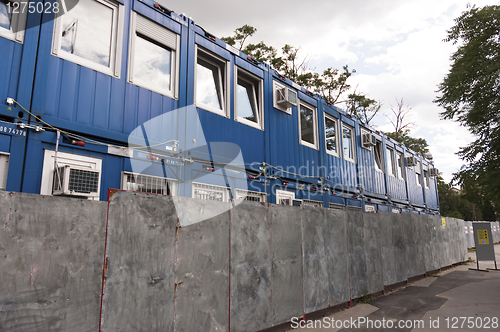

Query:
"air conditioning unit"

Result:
[[429, 168, 439, 177], [276, 87, 297, 108], [361, 132, 376, 149], [406, 156, 418, 167], [52, 165, 100, 197]]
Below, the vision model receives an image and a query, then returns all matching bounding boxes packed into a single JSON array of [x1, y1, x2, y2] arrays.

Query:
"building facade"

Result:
[[0, 0, 439, 214]]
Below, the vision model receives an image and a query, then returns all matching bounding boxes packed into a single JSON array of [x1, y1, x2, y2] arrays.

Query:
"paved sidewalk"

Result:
[[284, 244, 500, 332]]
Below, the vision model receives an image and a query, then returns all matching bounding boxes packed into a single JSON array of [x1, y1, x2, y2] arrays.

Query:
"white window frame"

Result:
[[51, 0, 124, 77], [386, 146, 396, 177], [127, 12, 180, 99], [194, 45, 230, 117], [192, 182, 230, 202], [396, 151, 405, 180], [235, 189, 265, 202], [324, 113, 339, 157], [415, 160, 423, 187], [234, 66, 263, 130], [302, 199, 323, 208], [121, 171, 177, 195], [276, 189, 295, 206], [373, 139, 384, 173], [341, 123, 356, 163], [0, 152, 9, 190], [40, 150, 102, 201], [272, 80, 292, 114], [0, 0, 27, 43], [423, 167, 430, 189], [298, 100, 318, 149]]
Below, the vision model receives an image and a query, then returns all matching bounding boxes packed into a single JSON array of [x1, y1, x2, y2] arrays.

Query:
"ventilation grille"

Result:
[[193, 183, 229, 202], [53, 165, 100, 197], [329, 202, 345, 210]]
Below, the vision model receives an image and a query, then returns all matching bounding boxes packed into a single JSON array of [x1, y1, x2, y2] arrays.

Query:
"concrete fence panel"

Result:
[[174, 197, 231, 332], [347, 209, 368, 299], [269, 204, 303, 325], [324, 209, 349, 306], [0, 192, 107, 332], [363, 212, 383, 294], [230, 201, 271, 332], [302, 206, 330, 314], [101, 192, 177, 332]]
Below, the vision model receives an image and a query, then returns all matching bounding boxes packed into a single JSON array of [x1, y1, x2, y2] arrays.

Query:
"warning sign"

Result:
[[442, 218, 446, 226], [477, 230, 489, 245]]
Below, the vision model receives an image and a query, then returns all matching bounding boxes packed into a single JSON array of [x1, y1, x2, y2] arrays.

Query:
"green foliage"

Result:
[[437, 175, 499, 221], [220, 24, 257, 50], [385, 130, 429, 155], [345, 92, 382, 125], [435, 5, 500, 206]]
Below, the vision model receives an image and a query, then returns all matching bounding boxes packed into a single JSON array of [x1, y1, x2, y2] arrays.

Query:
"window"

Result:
[[423, 168, 430, 188], [128, 13, 179, 98], [40, 150, 102, 200], [302, 199, 323, 208], [0, 152, 9, 190], [276, 189, 295, 206], [52, 0, 124, 77], [342, 123, 355, 162], [385, 146, 395, 177], [192, 182, 230, 202], [235, 189, 265, 202], [329, 202, 345, 210], [374, 140, 384, 172], [324, 114, 339, 156], [235, 67, 263, 129], [121, 172, 177, 195], [0, 0, 27, 43], [415, 161, 423, 187], [299, 101, 318, 148], [195, 47, 229, 116], [396, 152, 405, 180]]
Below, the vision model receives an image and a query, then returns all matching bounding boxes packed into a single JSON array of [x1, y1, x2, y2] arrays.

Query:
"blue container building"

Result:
[[0, 0, 439, 214]]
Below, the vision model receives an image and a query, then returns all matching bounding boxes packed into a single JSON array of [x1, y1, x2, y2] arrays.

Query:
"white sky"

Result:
[[159, 0, 498, 183]]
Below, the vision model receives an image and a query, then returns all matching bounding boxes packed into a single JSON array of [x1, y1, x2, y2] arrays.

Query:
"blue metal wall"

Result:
[[0, 0, 439, 214]]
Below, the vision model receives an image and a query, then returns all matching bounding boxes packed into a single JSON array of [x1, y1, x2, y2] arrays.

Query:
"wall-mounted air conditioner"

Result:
[[276, 87, 297, 108], [361, 132, 376, 149], [429, 168, 439, 177], [406, 156, 418, 167], [52, 165, 100, 197]]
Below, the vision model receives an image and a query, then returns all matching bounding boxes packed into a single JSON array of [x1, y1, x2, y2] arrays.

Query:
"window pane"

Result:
[[325, 117, 337, 154], [396, 153, 404, 179], [60, 0, 113, 67], [386, 147, 394, 176], [374, 141, 383, 171], [0, 4, 12, 31], [343, 126, 353, 159], [196, 58, 223, 111], [133, 34, 172, 91], [237, 80, 257, 122], [300, 105, 315, 145]]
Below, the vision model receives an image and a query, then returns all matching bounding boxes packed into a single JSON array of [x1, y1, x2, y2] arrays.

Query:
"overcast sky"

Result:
[[160, 0, 498, 183]]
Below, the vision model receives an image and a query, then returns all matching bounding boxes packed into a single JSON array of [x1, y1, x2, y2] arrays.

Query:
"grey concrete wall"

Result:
[[0, 191, 472, 332], [101, 192, 177, 332], [0, 192, 107, 332]]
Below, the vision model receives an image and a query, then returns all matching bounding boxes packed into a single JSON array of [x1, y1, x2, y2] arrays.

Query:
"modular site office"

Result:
[[0, 0, 439, 214]]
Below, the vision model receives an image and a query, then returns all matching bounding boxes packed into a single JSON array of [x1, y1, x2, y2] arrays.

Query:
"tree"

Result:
[[345, 90, 382, 126], [384, 98, 429, 154], [435, 5, 500, 205], [221, 25, 364, 107]]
